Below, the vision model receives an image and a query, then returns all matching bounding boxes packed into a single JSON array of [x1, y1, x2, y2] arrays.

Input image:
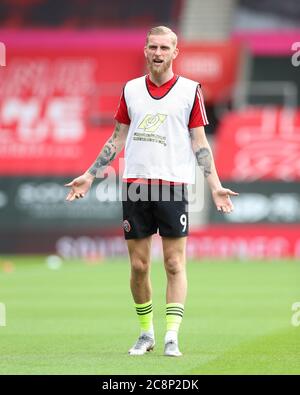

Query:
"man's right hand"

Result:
[[65, 172, 95, 202]]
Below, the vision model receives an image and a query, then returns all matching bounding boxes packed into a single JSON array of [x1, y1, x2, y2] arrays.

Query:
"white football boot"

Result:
[[164, 339, 182, 357], [128, 334, 155, 356]]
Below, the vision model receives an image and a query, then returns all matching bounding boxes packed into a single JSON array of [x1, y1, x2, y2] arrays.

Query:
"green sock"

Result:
[[135, 300, 153, 333], [166, 303, 184, 332]]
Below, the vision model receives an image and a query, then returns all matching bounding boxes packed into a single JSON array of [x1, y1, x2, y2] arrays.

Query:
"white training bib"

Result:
[[123, 76, 199, 184]]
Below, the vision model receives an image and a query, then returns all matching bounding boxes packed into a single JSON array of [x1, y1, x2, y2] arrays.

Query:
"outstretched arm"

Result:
[[87, 121, 129, 177], [65, 121, 129, 201], [190, 126, 238, 213]]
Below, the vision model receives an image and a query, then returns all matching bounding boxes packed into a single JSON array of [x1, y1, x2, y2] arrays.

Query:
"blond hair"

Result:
[[146, 26, 177, 47]]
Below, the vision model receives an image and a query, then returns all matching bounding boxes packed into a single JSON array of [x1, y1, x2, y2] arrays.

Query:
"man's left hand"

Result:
[[212, 188, 239, 213]]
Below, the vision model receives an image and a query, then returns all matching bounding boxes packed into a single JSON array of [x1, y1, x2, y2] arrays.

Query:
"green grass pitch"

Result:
[[0, 256, 299, 375]]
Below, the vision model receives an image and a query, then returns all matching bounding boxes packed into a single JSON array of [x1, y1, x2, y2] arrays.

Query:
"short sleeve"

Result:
[[188, 85, 209, 128], [114, 89, 131, 125]]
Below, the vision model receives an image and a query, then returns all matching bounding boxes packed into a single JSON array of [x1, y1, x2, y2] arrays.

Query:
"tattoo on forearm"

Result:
[[88, 139, 117, 177], [195, 147, 212, 177], [112, 122, 120, 139]]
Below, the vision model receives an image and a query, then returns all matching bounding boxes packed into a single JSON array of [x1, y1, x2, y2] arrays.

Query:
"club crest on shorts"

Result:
[[123, 220, 131, 232]]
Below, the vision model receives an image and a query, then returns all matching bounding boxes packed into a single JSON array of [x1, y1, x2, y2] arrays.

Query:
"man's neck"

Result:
[[149, 70, 174, 87]]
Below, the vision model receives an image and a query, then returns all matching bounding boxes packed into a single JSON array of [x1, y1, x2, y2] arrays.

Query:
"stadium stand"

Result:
[[0, 0, 183, 28]]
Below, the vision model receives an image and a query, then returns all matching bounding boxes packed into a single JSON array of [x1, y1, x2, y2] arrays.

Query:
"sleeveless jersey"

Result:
[[123, 75, 199, 184]]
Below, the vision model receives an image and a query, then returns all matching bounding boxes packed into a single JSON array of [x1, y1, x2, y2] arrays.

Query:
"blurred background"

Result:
[[0, 0, 300, 260]]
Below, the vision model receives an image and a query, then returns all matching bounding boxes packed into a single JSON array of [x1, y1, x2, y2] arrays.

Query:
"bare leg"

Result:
[[126, 236, 152, 304], [127, 236, 155, 355], [161, 236, 187, 356], [162, 236, 187, 304]]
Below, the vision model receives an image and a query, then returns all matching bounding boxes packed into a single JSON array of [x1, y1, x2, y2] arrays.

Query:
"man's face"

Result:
[[144, 34, 178, 76]]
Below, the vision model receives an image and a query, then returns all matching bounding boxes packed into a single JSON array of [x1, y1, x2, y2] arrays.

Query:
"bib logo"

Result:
[[138, 113, 167, 132]]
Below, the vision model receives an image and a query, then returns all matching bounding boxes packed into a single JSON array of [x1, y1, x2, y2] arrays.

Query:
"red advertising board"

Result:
[[232, 30, 300, 55], [0, 31, 243, 176], [214, 107, 300, 181], [174, 41, 241, 103], [0, 30, 145, 175], [1, 225, 299, 258], [188, 226, 300, 259]]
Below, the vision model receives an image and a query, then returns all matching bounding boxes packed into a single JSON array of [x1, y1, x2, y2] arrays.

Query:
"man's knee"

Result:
[[164, 256, 184, 276], [130, 255, 150, 276]]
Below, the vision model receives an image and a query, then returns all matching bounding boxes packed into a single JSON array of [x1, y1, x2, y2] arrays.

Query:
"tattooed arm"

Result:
[[65, 122, 129, 201], [190, 126, 238, 213], [87, 121, 129, 177]]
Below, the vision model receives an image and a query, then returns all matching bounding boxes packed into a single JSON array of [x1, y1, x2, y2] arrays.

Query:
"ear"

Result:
[[144, 46, 148, 58], [173, 47, 179, 60]]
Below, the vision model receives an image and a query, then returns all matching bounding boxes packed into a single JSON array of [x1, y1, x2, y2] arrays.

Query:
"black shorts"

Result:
[[122, 182, 189, 240]]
